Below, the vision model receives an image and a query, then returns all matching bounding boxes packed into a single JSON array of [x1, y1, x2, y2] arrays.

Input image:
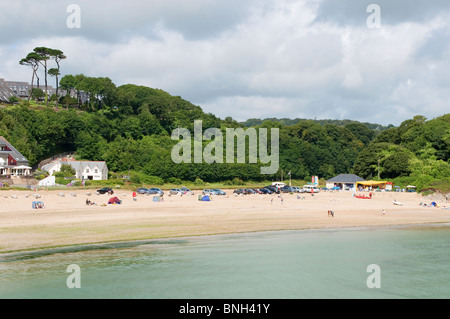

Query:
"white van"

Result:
[[272, 182, 286, 188], [303, 185, 320, 193]]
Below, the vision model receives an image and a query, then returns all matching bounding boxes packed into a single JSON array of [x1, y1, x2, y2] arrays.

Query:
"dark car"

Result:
[[259, 188, 272, 194], [245, 189, 256, 194], [96, 187, 114, 195], [233, 189, 245, 195], [265, 186, 280, 194], [281, 186, 294, 193], [252, 188, 262, 194]]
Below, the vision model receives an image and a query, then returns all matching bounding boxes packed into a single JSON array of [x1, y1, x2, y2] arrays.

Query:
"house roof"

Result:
[[326, 174, 365, 183], [0, 136, 29, 164], [42, 160, 108, 172], [63, 161, 108, 171], [0, 78, 16, 102]]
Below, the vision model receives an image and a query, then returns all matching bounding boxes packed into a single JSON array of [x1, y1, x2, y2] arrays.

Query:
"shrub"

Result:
[[129, 171, 163, 185], [194, 177, 204, 186], [166, 177, 182, 185], [232, 177, 244, 185]]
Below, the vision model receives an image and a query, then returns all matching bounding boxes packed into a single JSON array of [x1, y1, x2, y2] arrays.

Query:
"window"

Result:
[[95, 169, 98, 173]]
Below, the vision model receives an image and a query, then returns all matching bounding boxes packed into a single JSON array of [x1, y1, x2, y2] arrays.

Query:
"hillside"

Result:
[[0, 77, 448, 193]]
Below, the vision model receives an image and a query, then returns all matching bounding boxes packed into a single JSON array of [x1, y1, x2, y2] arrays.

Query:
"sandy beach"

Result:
[[0, 188, 449, 253]]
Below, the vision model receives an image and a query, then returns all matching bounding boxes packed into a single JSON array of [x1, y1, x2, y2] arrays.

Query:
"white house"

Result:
[[39, 175, 56, 186], [42, 160, 108, 180]]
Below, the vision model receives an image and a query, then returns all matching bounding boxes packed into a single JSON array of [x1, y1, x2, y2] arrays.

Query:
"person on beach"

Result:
[[382, 209, 386, 215]]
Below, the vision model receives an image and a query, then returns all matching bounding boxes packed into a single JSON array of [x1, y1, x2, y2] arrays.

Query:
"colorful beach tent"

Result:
[[201, 195, 211, 201], [108, 196, 121, 204]]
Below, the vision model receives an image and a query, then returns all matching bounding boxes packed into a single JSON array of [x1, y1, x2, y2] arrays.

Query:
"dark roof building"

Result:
[[325, 174, 365, 190], [0, 78, 56, 101], [0, 78, 16, 102]]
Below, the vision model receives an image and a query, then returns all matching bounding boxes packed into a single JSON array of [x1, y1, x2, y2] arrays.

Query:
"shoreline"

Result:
[[2, 222, 450, 262], [0, 189, 449, 255]]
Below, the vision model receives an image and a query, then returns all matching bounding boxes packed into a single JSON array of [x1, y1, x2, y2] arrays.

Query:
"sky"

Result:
[[1, 0, 449, 126]]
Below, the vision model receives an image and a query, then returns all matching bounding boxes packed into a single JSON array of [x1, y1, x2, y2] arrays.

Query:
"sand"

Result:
[[0, 188, 449, 253]]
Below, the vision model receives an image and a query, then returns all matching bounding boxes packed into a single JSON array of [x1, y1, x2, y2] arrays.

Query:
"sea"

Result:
[[1, 224, 450, 299]]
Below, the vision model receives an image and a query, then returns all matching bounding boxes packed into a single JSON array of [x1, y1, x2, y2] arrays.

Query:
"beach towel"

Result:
[[32, 201, 44, 209]]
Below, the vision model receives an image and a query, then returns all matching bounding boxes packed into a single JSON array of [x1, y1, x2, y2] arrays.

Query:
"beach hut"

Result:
[[108, 196, 122, 204], [326, 174, 365, 191]]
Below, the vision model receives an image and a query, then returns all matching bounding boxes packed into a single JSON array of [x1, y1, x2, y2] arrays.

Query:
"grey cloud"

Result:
[[2, 0, 449, 126], [314, 0, 450, 27], [414, 26, 450, 61], [0, 0, 252, 44]]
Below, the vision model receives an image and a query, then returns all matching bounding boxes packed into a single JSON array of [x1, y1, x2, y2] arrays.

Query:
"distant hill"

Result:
[[240, 117, 392, 131]]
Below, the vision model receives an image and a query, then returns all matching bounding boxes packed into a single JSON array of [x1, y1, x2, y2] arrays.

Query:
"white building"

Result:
[[0, 136, 32, 176], [42, 160, 108, 180], [39, 175, 56, 186]]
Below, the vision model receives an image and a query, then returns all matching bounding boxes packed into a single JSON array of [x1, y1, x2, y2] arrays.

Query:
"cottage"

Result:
[[42, 160, 108, 180], [0, 136, 32, 176], [325, 174, 365, 191]]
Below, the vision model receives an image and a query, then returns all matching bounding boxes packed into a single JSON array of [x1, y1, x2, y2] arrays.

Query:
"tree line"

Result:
[[4, 66, 449, 189]]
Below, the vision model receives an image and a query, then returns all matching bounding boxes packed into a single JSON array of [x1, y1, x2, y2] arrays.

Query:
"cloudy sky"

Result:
[[1, 0, 449, 125]]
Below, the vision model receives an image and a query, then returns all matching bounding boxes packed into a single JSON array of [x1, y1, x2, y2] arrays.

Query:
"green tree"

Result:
[[48, 68, 60, 106], [19, 52, 42, 101], [31, 88, 45, 102], [49, 49, 66, 107], [8, 96, 19, 103], [33, 47, 53, 106]]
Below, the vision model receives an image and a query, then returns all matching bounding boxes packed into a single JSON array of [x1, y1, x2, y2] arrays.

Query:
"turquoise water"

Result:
[[1, 225, 450, 299]]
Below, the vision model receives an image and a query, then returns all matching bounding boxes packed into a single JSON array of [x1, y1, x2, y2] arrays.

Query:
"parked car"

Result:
[[180, 187, 194, 195], [265, 186, 280, 194], [170, 188, 183, 195], [202, 189, 215, 195], [148, 188, 164, 195], [233, 189, 245, 195], [290, 186, 304, 193], [245, 189, 256, 194], [252, 188, 263, 194], [259, 188, 272, 194], [212, 189, 226, 195], [303, 185, 320, 193], [281, 186, 295, 193], [96, 187, 114, 195], [136, 188, 150, 194]]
